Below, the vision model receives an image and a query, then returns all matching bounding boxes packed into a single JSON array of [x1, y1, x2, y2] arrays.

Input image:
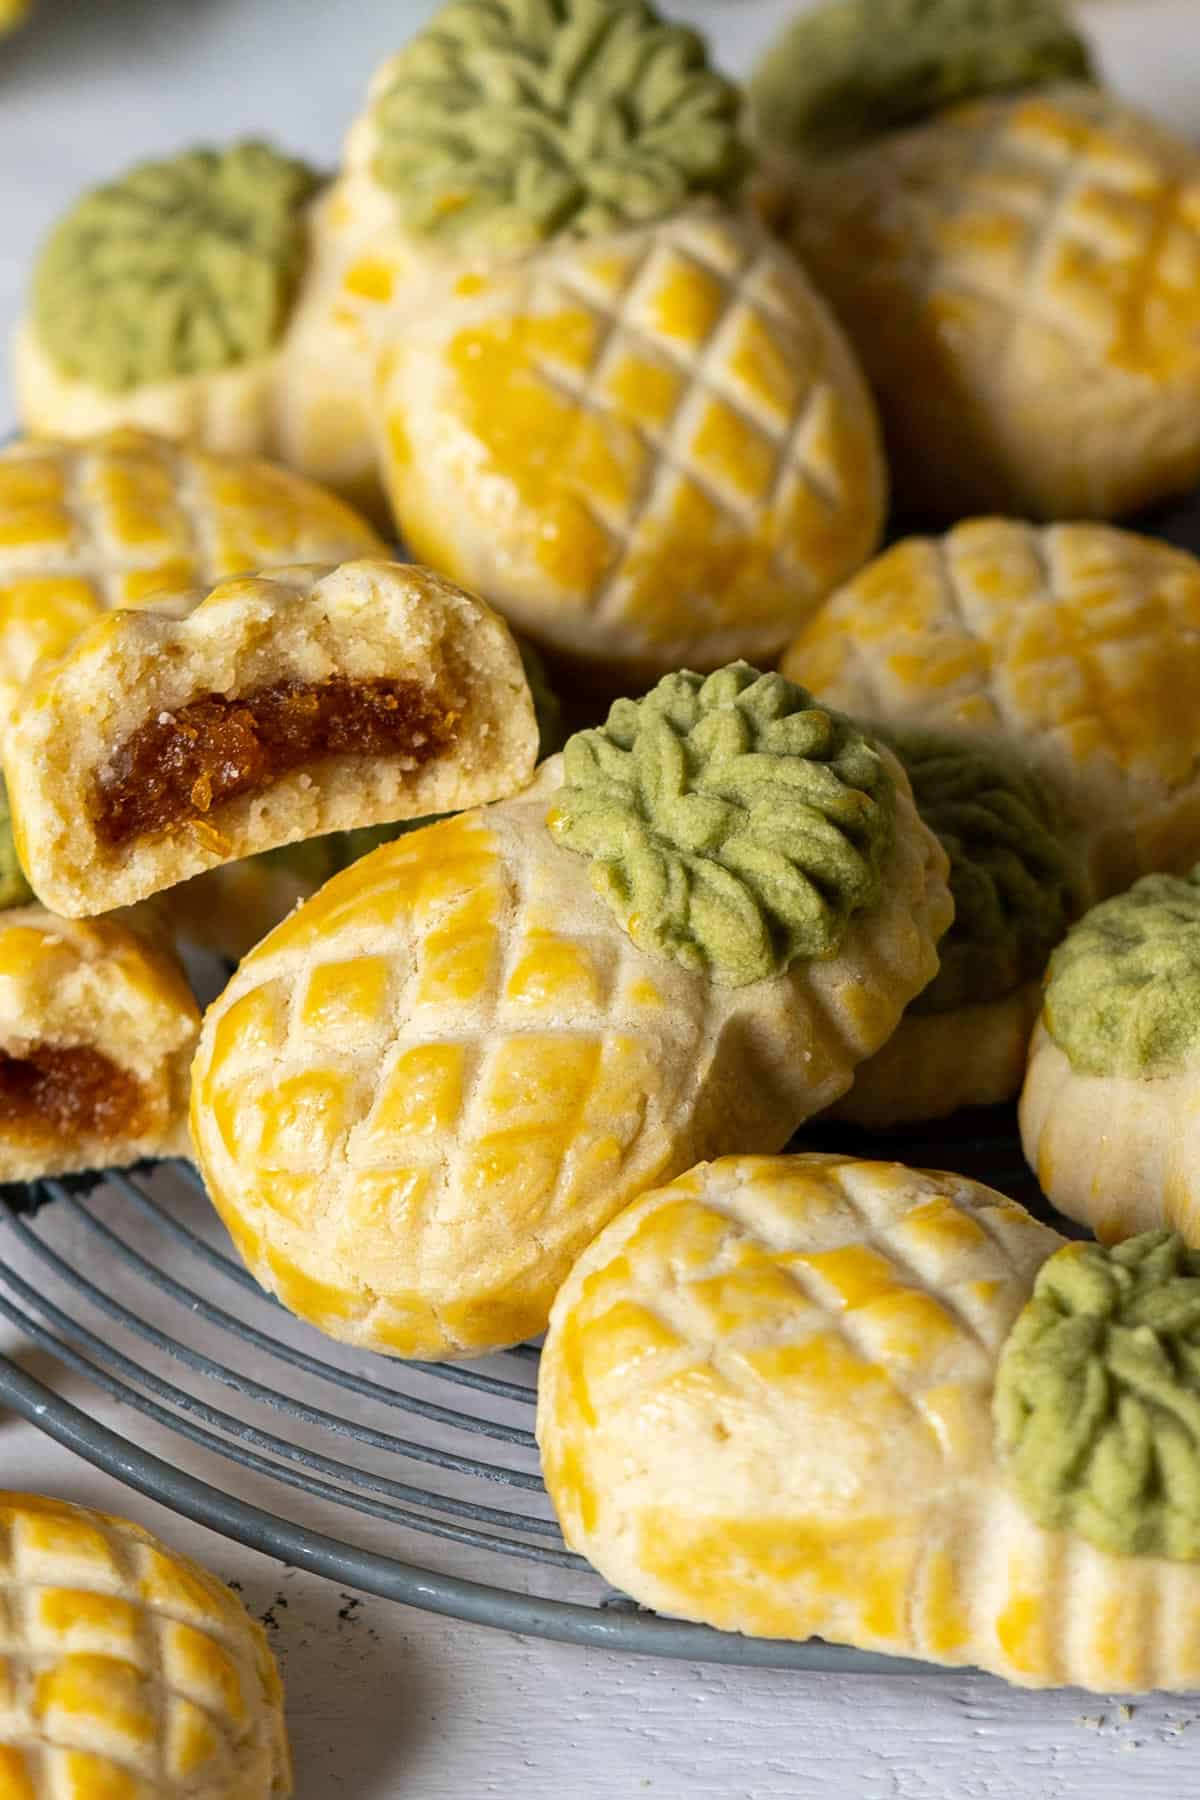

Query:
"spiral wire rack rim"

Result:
[[0, 1159, 947, 1672]]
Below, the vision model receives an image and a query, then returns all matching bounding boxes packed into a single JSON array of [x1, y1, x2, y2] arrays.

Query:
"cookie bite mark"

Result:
[[93, 675, 461, 849], [5, 558, 539, 917]]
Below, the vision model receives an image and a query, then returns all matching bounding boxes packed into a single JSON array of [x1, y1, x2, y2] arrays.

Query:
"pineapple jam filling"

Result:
[[93, 675, 459, 848], [0, 1043, 148, 1143]]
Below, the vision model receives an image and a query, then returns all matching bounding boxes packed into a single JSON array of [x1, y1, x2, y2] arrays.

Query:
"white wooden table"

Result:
[[3, 3, 1200, 1794]]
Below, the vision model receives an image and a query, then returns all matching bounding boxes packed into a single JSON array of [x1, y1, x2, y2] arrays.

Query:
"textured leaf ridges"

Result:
[[996, 1231, 1200, 1560], [371, 0, 747, 251], [549, 662, 894, 986], [890, 729, 1079, 1014], [1044, 866, 1200, 1078], [35, 141, 319, 390]]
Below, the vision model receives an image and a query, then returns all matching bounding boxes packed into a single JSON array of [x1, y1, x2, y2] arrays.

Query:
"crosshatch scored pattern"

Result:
[[0, 1110, 1051, 1669]]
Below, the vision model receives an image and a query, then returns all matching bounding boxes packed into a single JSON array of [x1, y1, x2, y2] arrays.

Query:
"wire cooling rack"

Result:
[[0, 1111, 1054, 1669], [0, 442, 1189, 1665]]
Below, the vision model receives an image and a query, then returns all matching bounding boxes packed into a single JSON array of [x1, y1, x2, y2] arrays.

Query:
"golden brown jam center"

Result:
[[94, 676, 458, 848], [0, 1043, 148, 1144]]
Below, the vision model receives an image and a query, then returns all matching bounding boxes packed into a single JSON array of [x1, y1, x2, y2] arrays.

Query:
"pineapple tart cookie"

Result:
[[276, 0, 754, 519], [0, 1492, 290, 1796], [6, 559, 538, 918], [189, 664, 952, 1361], [827, 731, 1083, 1127], [781, 518, 1200, 898], [15, 142, 320, 460], [359, 1, 884, 678], [0, 903, 199, 1181], [748, 0, 1092, 158], [1020, 867, 1200, 1244], [784, 84, 1200, 521], [0, 429, 383, 732], [540, 1152, 1200, 1690]]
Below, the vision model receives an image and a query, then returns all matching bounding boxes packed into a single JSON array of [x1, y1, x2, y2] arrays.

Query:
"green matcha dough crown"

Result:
[[749, 0, 1094, 156], [995, 1231, 1200, 1560], [34, 140, 320, 392], [889, 731, 1079, 1015], [547, 662, 895, 987], [1044, 868, 1200, 1079], [369, 0, 749, 255], [0, 780, 32, 912]]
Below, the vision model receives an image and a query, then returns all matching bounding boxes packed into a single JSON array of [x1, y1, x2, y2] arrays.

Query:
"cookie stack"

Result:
[[6, 0, 1200, 1723]]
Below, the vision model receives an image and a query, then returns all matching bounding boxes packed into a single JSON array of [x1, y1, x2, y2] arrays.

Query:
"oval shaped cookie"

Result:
[[0, 1492, 290, 1796], [785, 85, 1200, 520], [376, 208, 886, 679], [275, 0, 749, 521], [189, 680, 950, 1360], [539, 1153, 1200, 1689], [1020, 866, 1200, 1242], [781, 518, 1200, 897]]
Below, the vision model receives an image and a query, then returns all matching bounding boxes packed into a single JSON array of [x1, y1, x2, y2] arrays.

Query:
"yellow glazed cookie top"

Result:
[[191, 803, 746, 1356], [0, 1493, 290, 1797], [781, 519, 1200, 792], [539, 1154, 1200, 1691], [792, 85, 1200, 385], [538, 1152, 1065, 1655], [0, 429, 384, 723], [0, 906, 196, 1026], [190, 750, 950, 1360], [379, 209, 884, 670], [541, 1153, 1057, 1532]]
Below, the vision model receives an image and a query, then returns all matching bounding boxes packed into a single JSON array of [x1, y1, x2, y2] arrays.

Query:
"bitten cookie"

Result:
[[6, 559, 538, 917], [827, 732, 1084, 1126], [784, 85, 1200, 521], [189, 665, 951, 1361], [0, 429, 383, 729], [0, 904, 199, 1181], [539, 1153, 1200, 1689], [1020, 867, 1200, 1242], [0, 1492, 290, 1796], [15, 142, 320, 460], [781, 518, 1200, 897]]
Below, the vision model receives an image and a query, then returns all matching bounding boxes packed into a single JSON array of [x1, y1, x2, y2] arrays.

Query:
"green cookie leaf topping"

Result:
[[995, 1231, 1200, 1560], [750, 0, 1094, 156], [1044, 868, 1200, 1079], [888, 731, 1080, 1015], [548, 662, 895, 987], [371, 0, 749, 254], [0, 779, 32, 912], [34, 140, 320, 392]]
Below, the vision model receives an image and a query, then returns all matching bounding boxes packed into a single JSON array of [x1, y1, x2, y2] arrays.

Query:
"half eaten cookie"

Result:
[[0, 904, 199, 1181], [6, 558, 538, 916]]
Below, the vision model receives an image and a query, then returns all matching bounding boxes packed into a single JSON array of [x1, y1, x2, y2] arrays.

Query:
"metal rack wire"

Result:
[[0, 1111, 1054, 1667]]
